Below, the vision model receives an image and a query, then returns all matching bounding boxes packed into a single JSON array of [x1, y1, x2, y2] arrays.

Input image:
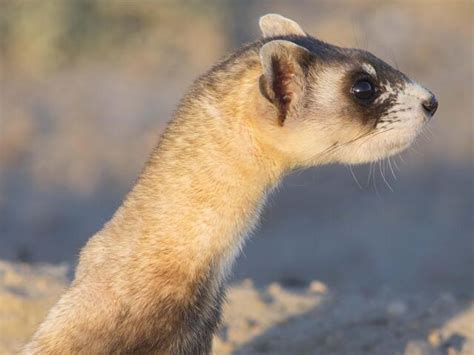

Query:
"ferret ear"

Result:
[[259, 40, 312, 125], [259, 14, 307, 38]]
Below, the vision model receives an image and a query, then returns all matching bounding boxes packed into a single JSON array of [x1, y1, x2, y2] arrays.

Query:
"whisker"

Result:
[[398, 154, 406, 164], [312, 129, 375, 161], [392, 156, 400, 171], [389, 47, 400, 71], [310, 127, 396, 193], [409, 141, 423, 157], [379, 159, 393, 192], [327, 127, 395, 157], [348, 165, 363, 189], [351, 19, 360, 49], [420, 129, 432, 142], [363, 26, 369, 51], [387, 157, 397, 180], [367, 161, 374, 186], [424, 125, 435, 139], [373, 161, 380, 197], [380, 41, 401, 72]]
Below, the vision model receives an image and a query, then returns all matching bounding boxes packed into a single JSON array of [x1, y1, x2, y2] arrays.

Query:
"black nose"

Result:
[[422, 95, 438, 116]]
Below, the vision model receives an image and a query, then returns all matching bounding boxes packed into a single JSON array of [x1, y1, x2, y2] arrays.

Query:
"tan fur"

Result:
[[25, 14, 433, 354], [24, 64, 286, 354]]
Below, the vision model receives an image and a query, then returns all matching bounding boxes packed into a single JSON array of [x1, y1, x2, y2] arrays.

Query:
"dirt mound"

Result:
[[0, 261, 472, 354]]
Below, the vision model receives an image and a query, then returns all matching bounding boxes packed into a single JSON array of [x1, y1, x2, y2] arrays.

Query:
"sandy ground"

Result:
[[1, 261, 472, 355]]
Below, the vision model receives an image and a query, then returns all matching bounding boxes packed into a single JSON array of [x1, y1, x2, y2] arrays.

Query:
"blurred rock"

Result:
[[427, 329, 443, 348], [308, 280, 328, 294]]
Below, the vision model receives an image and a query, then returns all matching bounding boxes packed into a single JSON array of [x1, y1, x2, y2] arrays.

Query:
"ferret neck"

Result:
[[115, 86, 284, 284]]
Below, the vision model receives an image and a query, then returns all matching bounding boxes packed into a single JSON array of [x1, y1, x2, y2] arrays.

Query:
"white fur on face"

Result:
[[267, 51, 433, 167], [345, 81, 433, 163]]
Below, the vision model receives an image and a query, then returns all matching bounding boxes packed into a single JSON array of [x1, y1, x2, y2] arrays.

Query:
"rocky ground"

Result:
[[1, 261, 472, 355]]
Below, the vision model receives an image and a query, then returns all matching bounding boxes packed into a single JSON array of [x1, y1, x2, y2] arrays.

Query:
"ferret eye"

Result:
[[351, 79, 376, 102]]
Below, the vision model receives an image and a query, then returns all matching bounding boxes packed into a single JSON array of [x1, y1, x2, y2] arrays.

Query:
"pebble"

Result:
[[308, 280, 328, 294], [267, 282, 283, 295], [427, 329, 443, 347]]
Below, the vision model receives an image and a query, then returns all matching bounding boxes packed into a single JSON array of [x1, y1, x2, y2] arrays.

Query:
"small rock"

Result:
[[387, 301, 408, 317], [308, 280, 328, 294], [427, 329, 443, 347], [267, 282, 283, 295]]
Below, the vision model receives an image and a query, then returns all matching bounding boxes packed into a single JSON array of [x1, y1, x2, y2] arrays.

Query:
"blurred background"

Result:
[[0, 0, 474, 355], [0, 1, 473, 353]]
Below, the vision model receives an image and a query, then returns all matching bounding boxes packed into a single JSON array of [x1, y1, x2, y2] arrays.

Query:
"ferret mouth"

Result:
[[339, 121, 425, 165], [383, 139, 413, 157], [375, 121, 426, 158]]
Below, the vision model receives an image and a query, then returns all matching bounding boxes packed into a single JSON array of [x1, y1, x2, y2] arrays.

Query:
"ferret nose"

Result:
[[422, 95, 438, 116]]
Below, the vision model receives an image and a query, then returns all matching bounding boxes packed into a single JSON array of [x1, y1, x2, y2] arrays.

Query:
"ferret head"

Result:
[[256, 14, 438, 166]]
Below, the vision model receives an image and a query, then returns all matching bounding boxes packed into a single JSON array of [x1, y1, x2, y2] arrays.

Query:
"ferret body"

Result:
[[25, 14, 437, 354]]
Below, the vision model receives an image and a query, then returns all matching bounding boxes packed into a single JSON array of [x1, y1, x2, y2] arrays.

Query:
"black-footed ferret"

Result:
[[25, 13, 437, 354]]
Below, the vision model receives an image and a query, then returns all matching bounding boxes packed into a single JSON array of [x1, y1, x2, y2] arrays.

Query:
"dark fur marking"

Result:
[[183, 34, 407, 131], [93, 268, 226, 355], [270, 55, 296, 124]]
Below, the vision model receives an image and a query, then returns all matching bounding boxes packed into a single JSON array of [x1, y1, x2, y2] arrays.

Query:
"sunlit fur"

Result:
[[25, 14, 435, 354]]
